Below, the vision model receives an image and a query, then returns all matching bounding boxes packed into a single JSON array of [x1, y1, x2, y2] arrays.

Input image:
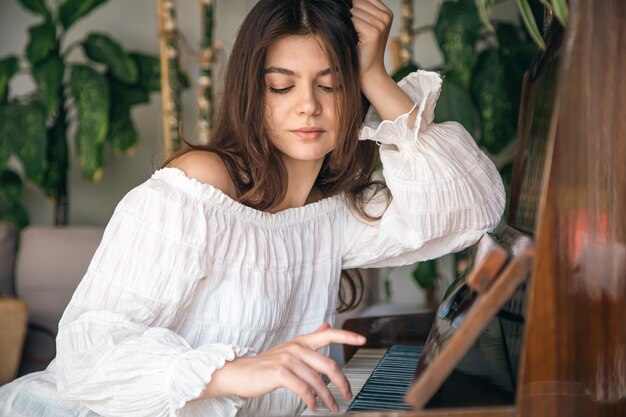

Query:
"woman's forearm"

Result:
[[361, 70, 417, 126]]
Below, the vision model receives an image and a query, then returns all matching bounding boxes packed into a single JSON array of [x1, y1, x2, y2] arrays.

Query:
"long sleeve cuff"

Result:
[[359, 70, 442, 145], [169, 343, 254, 414], [56, 325, 254, 417]]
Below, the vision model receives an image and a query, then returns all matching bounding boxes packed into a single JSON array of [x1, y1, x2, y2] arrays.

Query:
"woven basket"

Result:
[[0, 297, 28, 385]]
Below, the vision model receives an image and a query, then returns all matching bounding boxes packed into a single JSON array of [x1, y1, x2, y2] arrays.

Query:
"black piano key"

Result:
[[346, 344, 422, 413], [354, 391, 407, 401], [349, 402, 412, 412], [360, 380, 412, 388]]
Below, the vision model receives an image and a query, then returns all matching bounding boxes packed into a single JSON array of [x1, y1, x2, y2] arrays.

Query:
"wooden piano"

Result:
[[302, 0, 626, 416]]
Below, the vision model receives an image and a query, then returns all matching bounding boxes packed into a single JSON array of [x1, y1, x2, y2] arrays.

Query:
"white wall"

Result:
[[0, 0, 518, 306]]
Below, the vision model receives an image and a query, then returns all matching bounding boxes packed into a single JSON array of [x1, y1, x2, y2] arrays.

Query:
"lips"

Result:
[[290, 127, 325, 140]]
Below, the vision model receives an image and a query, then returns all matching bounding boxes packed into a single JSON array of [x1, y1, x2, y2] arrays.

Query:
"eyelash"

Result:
[[269, 86, 334, 94], [269, 87, 292, 94]]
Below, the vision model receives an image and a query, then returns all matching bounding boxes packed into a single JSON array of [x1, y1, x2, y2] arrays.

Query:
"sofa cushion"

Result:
[[15, 226, 104, 374], [15, 226, 104, 336]]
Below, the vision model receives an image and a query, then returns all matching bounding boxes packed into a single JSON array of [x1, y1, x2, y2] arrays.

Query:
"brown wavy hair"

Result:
[[164, 0, 390, 312]]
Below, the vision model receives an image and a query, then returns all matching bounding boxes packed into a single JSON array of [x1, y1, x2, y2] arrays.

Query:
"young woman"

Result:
[[0, 0, 505, 416]]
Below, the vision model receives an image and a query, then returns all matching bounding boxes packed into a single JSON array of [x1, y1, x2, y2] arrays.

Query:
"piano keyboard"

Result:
[[301, 345, 423, 415]]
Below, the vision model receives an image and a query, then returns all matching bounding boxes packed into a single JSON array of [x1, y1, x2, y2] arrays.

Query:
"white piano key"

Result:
[[301, 348, 387, 416]]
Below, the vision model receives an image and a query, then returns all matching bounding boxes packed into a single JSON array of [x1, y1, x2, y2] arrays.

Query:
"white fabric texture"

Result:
[[0, 70, 505, 417]]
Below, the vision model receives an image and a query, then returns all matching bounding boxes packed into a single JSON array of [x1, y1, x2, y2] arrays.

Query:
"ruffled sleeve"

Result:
[[341, 70, 505, 269], [54, 176, 253, 417]]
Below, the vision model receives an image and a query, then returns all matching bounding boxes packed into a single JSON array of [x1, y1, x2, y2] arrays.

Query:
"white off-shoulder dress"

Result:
[[0, 71, 505, 417]]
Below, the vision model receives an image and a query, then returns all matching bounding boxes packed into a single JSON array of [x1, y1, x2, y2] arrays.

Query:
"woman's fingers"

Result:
[[352, 0, 393, 30], [262, 327, 366, 410], [299, 328, 367, 351], [350, 0, 393, 79], [354, 0, 393, 15], [290, 359, 340, 412], [293, 344, 354, 401], [273, 346, 344, 411], [275, 365, 319, 411], [351, 6, 385, 31]]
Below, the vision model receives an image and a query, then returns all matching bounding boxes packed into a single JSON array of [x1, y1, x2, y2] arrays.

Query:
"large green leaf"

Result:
[[475, 0, 495, 32], [83, 33, 137, 84], [517, 0, 545, 50], [25, 21, 57, 66], [17, 0, 52, 20], [105, 74, 147, 158], [32, 55, 64, 118], [77, 139, 105, 183], [496, 23, 536, 118], [108, 75, 149, 107], [0, 106, 17, 169], [0, 170, 28, 230], [434, 0, 481, 89], [69, 66, 109, 144], [17, 103, 48, 182], [69, 65, 109, 181], [550, 0, 568, 27], [0, 169, 23, 207], [412, 260, 438, 289], [107, 105, 138, 155], [40, 103, 68, 197], [0, 56, 20, 104], [495, 23, 524, 60], [434, 78, 479, 138], [0, 202, 29, 229], [0, 117, 12, 170], [0, 102, 47, 182], [129, 52, 188, 92], [59, 0, 108, 30], [471, 48, 516, 154], [130, 52, 161, 92]]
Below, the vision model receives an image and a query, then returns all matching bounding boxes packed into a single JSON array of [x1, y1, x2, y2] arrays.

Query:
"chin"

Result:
[[281, 147, 333, 163], [275, 141, 334, 161]]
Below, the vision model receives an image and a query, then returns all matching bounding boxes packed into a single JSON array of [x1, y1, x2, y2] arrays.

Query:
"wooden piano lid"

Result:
[[515, 0, 626, 415]]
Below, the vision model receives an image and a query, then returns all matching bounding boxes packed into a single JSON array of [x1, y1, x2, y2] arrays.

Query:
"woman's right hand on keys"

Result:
[[196, 323, 367, 412]]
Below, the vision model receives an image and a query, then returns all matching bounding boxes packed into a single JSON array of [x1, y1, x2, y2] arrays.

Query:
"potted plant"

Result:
[[391, 0, 561, 306], [0, 0, 166, 227]]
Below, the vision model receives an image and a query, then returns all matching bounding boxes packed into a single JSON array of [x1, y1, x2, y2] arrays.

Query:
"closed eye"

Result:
[[269, 86, 293, 94], [319, 85, 334, 93]]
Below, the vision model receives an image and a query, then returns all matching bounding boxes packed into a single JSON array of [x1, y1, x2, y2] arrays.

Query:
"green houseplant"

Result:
[[0, 0, 163, 227], [392, 0, 548, 302], [476, 0, 568, 50]]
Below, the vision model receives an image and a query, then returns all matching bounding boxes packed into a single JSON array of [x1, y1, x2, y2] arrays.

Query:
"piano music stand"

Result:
[[405, 227, 534, 409]]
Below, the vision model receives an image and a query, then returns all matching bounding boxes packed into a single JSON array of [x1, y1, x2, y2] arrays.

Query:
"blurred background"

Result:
[[0, 0, 529, 309]]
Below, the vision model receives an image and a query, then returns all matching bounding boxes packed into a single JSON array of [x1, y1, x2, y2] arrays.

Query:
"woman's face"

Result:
[[264, 35, 338, 165]]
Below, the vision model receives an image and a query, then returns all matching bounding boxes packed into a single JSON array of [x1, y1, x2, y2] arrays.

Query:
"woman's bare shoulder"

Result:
[[168, 150, 236, 198]]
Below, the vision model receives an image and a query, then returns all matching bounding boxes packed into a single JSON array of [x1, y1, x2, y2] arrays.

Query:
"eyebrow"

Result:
[[264, 67, 332, 77]]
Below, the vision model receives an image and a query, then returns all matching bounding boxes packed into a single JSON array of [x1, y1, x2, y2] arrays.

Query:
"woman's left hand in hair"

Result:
[[350, 0, 393, 83]]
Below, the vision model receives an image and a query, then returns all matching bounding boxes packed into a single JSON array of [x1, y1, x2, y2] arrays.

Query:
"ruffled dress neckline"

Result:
[[152, 167, 344, 226]]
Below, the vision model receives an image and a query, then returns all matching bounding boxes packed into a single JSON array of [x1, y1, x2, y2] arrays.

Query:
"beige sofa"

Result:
[[0, 223, 104, 377]]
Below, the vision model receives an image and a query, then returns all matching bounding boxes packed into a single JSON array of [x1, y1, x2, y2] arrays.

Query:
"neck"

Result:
[[269, 156, 324, 212]]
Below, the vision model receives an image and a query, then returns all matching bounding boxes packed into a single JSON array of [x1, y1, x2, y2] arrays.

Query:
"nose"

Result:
[[295, 86, 321, 116]]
